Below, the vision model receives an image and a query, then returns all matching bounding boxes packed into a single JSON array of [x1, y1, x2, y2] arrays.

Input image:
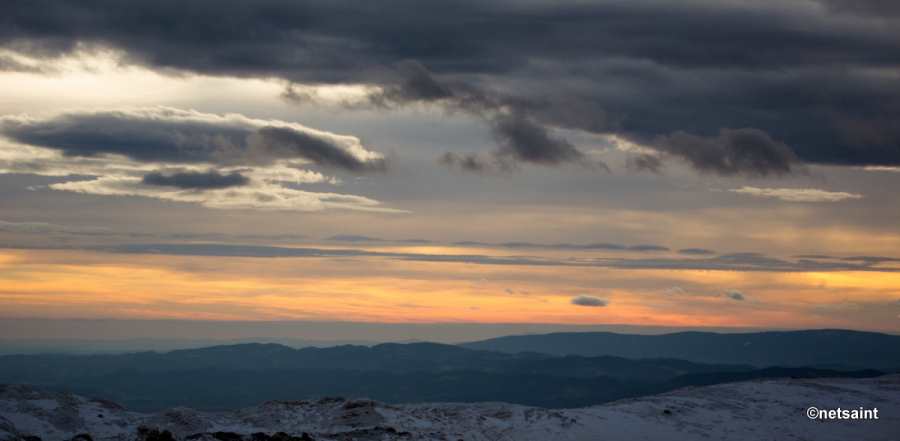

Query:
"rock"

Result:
[[137, 427, 176, 441], [211, 432, 243, 441]]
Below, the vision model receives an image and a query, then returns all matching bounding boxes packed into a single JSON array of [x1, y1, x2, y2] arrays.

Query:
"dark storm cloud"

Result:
[[819, 0, 900, 16], [142, 170, 249, 189], [652, 129, 799, 177], [679, 248, 716, 256], [255, 126, 386, 172], [374, 60, 457, 103], [626, 153, 664, 174], [491, 113, 585, 166], [374, 61, 598, 170], [0, 108, 385, 172], [4, 0, 900, 172]]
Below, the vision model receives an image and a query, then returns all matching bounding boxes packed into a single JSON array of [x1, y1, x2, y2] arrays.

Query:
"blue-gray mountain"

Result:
[[462, 329, 900, 370], [0, 330, 890, 411]]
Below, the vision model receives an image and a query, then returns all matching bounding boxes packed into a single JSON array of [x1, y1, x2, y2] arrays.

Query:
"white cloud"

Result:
[[48, 176, 402, 213], [729, 186, 863, 202], [863, 166, 900, 173]]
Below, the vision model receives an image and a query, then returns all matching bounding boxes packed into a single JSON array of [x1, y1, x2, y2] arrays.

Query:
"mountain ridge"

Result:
[[461, 328, 900, 370], [0, 335, 888, 411]]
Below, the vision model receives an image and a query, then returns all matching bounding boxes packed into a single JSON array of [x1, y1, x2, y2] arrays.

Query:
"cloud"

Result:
[[0, 107, 385, 171], [0, 107, 398, 212], [663, 286, 745, 300], [629, 244, 670, 252], [253, 126, 386, 172], [438, 152, 515, 174], [0, 220, 322, 244], [663, 287, 687, 296], [819, 0, 900, 16], [724, 290, 745, 301], [841, 256, 900, 265], [64, 242, 900, 273], [0, 54, 44, 73], [375, 62, 604, 172], [0, 220, 107, 235], [490, 113, 586, 166], [49, 176, 399, 212], [142, 170, 249, 189], [730, 186, 864, 202], [652, 129, 799, 177], [626, 153, 664, 173], [5, 1, 900, 174], [863, 166, 900, 173], [326, 235, 385, 242], [453, 240, 674, 252], [571, 295, 608, 307], [678, 248, 715, 255]]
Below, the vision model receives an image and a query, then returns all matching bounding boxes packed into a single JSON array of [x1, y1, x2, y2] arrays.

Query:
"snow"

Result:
[[1, 376, 899, 441]]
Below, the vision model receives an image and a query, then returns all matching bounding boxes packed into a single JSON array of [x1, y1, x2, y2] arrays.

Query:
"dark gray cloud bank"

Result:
[[0, 108, 396, 212], [4, 0, 900, 175], [0, 108, 386, 172], [142, 170, 249, 189]]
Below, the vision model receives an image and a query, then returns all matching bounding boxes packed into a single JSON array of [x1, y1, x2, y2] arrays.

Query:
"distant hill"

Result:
[[0, 342, 750, 383], [0, 340, 883, 410], [461, 329, 900, 370]]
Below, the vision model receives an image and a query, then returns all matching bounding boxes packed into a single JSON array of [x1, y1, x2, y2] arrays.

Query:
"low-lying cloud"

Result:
[[571, 295, 608, 307], [82, 243, 900, 273], [0, 107, 397, 212], [730, 186, 864, 203], [0, 107, 385, 171], [724, 290, 746, 301]]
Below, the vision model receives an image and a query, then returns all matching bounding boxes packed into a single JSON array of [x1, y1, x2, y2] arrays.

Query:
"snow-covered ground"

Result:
[[2, 375, 899, 441]]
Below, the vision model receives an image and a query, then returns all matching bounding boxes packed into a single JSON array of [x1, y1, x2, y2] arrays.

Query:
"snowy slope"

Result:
[[2, 375, 899, 441]]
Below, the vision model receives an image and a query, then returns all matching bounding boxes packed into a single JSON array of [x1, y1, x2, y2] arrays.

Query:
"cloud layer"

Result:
[[4, 0, 900, 174], [74, 243, 900, 273], [0, 107, 385, 171], [730, 186, 864, 203], [0, 107, 396, 212]]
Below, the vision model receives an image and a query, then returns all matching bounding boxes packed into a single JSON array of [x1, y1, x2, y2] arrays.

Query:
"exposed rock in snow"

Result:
[[2, 376, 899, 441]]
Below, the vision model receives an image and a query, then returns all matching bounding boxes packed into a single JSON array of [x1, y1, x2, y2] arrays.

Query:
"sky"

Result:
[[1, 0, 900, 340]]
